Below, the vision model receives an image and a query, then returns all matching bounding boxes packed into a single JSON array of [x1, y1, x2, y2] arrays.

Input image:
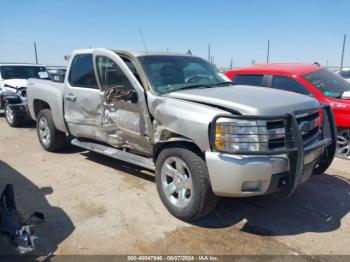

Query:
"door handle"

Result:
[[64, 94, 77, 102]]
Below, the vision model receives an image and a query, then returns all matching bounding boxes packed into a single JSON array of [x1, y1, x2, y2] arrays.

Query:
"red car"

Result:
[[226, 64, 350, 159]]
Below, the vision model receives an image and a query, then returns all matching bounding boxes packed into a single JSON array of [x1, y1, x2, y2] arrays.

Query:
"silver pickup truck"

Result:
[[27, 48, 336, 221]]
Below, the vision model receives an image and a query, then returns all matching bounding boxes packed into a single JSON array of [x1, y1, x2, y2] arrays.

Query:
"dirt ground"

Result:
[[0, 115, 349, 257]]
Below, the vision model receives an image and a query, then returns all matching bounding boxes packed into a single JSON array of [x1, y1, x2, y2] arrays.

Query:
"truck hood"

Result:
[[3, 79, 28, 89], [166, 85, 320, 115]]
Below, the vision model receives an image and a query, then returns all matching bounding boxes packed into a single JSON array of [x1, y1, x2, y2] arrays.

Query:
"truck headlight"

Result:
[[213, 117, 280, 152]]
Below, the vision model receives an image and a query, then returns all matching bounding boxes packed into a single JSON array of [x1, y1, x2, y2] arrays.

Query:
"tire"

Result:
[[336, 128, 350, 159], [155, 144, 218, 221], [36, 109, 66, 152], [5, 102, 22, 127]]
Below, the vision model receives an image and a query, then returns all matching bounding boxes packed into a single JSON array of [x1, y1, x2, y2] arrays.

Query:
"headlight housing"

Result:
[[212, 117, 286, 153]]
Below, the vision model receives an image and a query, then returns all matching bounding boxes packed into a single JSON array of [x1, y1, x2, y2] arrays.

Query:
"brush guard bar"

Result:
[[209, 105, 337, 197]]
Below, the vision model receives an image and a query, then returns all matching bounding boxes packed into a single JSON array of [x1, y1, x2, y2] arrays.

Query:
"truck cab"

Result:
[[27, 49, 336, 221]]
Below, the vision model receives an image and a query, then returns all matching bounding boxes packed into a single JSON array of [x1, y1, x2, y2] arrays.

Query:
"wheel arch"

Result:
[[153, 135, 204, 162], [33, 99, 51, 118]]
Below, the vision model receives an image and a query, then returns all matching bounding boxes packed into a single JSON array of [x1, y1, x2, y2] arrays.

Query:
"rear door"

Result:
[[63, 52, 104, 138]]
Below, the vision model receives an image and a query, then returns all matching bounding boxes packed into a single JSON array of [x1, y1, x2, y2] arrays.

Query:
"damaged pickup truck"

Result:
[[27, 49, 336, 221]]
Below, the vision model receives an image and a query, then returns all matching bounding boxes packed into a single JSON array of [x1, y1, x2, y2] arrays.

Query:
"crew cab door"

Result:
[[92, 49, 152, 154], [63, 52, 104, 139]]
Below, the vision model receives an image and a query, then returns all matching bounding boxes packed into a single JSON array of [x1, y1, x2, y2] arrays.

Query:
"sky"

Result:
[[1, 0, 350, 68]]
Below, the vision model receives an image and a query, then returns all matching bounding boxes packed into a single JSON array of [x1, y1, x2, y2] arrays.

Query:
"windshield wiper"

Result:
[[173, 82, 233, 92], [211, 81, 234, 87], [176, 84, 212, 91]]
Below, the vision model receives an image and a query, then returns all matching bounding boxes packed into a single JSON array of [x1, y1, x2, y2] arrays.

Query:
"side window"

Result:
[[96, 56, 133, 91], [272, 76, 310, 95], [233, 74, 264, 86], [69, 54, 98, 88]]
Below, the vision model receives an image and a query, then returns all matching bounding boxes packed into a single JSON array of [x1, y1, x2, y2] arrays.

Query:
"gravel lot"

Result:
[[0, 115, 349, 257]]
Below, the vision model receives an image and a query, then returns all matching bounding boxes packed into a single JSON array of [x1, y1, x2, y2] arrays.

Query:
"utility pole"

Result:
[[230, 58, 233, 69], [208, 44, 211, 62], [340, 34, 346, 71], [34, 42, 38, 64], [266, 40, 270, 64]]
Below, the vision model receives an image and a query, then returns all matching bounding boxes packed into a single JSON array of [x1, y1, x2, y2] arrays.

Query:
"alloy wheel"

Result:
[[336, 129, 350, 159], [38, 117, 51, 146], [161, 157, 193, 209], [5, 104, 14, 124]]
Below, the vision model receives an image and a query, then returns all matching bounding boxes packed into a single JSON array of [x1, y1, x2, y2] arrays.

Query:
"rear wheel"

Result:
[[336, 129, 350, 159], [36, 109, 66, 152], [155, 144, 217, 221], [5, 102, 22, 127]]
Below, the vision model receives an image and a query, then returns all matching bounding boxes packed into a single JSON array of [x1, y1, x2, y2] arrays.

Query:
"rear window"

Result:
[[233, 74, 264, 86]]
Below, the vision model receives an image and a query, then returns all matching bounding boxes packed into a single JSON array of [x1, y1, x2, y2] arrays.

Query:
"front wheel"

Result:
[[36, 109, 66, 152], [5, 103, 22, 127], [155, 144, 218, 221]]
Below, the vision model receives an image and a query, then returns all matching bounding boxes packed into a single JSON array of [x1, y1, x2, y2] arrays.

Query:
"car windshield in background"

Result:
[[340, 70, 350, 78], [303, 68, 350, 98], [138, 55, 230, 94], [0, 66, 50, 80]]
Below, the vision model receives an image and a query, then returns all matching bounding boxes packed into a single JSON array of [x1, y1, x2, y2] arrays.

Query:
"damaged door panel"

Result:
[[93, 50, 153, 154]]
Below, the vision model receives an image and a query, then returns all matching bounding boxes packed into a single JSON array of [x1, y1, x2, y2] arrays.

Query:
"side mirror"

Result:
[[104, 86, 138, 103]]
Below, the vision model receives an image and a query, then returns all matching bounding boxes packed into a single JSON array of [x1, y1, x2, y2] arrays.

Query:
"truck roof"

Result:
[[113, 49, 193, 58], [71, 48, 193, 58], [0, 63, 46, 67], [229, 63, 321, 76]]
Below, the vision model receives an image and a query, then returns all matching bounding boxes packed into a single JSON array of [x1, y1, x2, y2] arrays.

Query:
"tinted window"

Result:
[[69, 54, 98, 88], [96, 56, 132, 91], [272, 76, 310, 95], [0, 66, 50, 80], [233, 74, 264, 86]]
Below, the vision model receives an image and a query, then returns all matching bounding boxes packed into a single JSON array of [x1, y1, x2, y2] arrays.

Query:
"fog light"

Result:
[[242, 181, 262, 192]]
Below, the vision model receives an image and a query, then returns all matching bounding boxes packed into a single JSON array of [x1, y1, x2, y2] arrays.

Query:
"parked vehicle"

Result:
[[226, 64, 350, 159], [27, 49, 336, 221], [0, 63, 50, 126], [337, 68, 350, 83], [47, 66, 67, 83]]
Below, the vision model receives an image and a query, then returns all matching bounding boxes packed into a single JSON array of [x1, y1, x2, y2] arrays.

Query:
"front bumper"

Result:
[[206, 105, 336, 197]]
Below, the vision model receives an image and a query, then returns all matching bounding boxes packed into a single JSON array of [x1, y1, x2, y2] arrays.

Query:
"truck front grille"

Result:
[[267, 110, 321, 151]]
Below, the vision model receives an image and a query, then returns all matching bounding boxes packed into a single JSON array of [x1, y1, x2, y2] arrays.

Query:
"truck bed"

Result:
[[27, 78, 67, 133]]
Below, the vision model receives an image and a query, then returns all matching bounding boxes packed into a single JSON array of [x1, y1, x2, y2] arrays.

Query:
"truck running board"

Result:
[[71, 139, 155, 171]]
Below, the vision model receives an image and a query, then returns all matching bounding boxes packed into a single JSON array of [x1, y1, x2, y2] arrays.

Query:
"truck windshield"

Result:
[[138, 55, 231, 94], [303, 68, 350, 98], [0, 66, 50, 80]]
